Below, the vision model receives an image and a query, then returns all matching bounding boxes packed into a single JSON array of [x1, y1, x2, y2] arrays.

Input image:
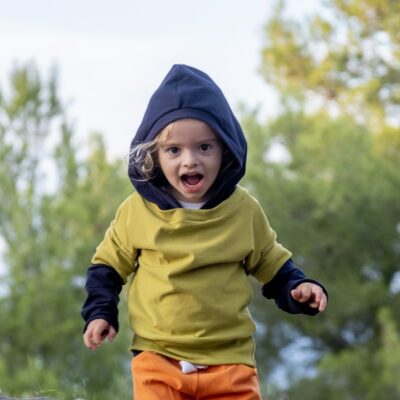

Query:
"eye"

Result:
[[199, 143, 212, 152], [166, 146, 180, 155]]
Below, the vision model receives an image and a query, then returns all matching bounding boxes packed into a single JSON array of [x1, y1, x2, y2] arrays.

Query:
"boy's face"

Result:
[[157, 119, 223, 203]]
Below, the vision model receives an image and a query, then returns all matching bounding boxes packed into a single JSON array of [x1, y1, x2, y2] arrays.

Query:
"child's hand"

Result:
[[83, 318, 117, 351], [291, 282, 327, 312]]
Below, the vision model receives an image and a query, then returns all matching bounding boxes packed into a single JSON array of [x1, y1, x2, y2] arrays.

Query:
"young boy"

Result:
[[82, 64, 327, 399]]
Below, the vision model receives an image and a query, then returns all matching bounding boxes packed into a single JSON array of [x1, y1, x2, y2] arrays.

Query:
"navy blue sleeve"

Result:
[[81, 264, 124, 332], [261, 259, 328, 315]]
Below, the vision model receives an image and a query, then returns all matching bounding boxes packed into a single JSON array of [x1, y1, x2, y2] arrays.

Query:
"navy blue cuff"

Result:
[[81, 264, 124, 332]]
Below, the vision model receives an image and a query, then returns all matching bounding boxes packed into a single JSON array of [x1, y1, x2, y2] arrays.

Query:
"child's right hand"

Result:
[[83, 318, 117, 351]]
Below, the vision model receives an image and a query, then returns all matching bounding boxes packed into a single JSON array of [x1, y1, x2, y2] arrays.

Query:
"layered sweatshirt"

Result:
[[89, 187, 292, 366]]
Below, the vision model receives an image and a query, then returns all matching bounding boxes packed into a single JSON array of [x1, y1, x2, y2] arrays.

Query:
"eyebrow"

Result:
[[159, 138, 220, 146]]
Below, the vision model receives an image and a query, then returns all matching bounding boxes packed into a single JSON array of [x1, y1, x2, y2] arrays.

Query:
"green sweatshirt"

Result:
[[92, 186, 291, 366]]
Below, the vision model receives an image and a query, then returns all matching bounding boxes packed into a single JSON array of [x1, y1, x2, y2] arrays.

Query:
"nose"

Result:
[[182, 150, 198, 167]]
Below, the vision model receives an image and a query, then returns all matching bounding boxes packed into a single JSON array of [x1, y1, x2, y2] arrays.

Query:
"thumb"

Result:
[[291, 288, 301, 300], [107, 326, 117, 342]]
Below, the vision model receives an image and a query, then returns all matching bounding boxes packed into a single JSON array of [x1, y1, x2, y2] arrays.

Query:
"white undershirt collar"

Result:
[[178, 200, 205, 209]]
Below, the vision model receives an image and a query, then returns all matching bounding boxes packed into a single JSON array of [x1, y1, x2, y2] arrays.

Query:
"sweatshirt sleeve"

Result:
[[91, 198, 139, 282], [245, 199, 292, 283], [81, 197, 139, 332], [262, 259, 328, 315], [81, 264, 124, 332]]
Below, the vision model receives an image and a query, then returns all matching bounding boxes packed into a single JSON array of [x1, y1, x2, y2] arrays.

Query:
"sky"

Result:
[[0, 0, 319, 158]]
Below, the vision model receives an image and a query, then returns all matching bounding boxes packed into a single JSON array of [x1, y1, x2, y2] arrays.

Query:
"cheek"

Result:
[[158, 153, 168, 169], [158, 157, 177, 177]]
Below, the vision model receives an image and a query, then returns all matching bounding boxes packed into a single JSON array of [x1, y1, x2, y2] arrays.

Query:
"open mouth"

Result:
[[181, 174, 203, 187]]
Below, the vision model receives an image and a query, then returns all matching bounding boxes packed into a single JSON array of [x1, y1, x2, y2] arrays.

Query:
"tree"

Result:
[[0, 63, 133, 399], [244, 109, 400, 398], [242, 0, 400, 397], [261, 0, 400, 129]]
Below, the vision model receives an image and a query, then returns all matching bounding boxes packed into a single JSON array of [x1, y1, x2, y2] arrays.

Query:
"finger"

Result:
[[309, 292, 327, 311], [306, 288, 320, 307], [291, 287, 309, 302], [318, 294, 328, 312], [92, 326, 107, 347], [107, 326, 117, 342], [308, 300, 320, 309], [83, 331, 96, 350], [291, 288, 301, 300], [311, 287, 325, 310], [313, 288, 322, 304], [296, 285, 313, 303]]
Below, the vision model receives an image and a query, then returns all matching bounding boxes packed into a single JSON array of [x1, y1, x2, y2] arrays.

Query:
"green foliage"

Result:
[[274, 307, 400, 400], [0, 63, 133, 398], [245, 105, 400, 399], [261, 0, 400, 128], [245, 0, 400, 397]]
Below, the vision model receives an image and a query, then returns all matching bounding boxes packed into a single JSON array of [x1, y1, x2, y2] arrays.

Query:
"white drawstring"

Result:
[[179, 360, 208, 374]]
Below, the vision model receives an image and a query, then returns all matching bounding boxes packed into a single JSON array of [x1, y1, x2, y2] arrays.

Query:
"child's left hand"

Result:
[[291, 282, 327, 312]]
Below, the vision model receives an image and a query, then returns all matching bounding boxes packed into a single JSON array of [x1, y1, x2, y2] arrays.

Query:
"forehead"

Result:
[[158, 118, 219, 143]]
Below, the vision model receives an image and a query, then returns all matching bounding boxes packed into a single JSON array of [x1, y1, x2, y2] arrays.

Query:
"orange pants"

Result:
[[131, 351, 262, 400]]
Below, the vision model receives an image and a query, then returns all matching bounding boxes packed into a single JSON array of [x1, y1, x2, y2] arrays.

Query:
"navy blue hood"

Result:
[[128, 64, 247, 209]]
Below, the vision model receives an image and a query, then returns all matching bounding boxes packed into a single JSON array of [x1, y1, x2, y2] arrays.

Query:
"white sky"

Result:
[[0, 0, 319, 158]]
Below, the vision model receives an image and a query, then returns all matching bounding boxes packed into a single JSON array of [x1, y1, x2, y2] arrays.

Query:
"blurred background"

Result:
[[0, 0, 399, 399]]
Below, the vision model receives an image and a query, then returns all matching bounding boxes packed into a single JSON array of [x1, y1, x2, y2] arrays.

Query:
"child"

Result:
[[82, 64, 327, 399]]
